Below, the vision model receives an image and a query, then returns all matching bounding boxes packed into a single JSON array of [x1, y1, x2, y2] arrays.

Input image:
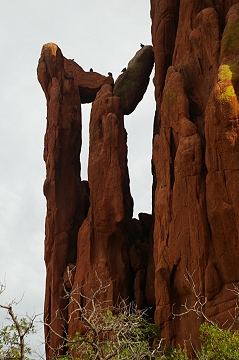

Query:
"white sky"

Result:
[[0, 1, 154, 357]]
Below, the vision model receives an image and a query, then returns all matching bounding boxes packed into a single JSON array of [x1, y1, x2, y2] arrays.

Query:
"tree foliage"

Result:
[[0, 317, 35, 360], [0, 281, 37, 360]]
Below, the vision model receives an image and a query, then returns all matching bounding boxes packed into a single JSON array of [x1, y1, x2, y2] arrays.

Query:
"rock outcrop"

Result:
[[39, 0, 239, 357], [114, 45, 154, 114], [38, 43, 153, 358], [67, 83, 134, 337], [37, 42, 90, 356], [151, 0, 239, 349]]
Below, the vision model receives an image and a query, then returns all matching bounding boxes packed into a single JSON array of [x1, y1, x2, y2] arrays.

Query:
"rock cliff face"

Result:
[[38, 0, 239, 357], [151, 0, 239, 348]]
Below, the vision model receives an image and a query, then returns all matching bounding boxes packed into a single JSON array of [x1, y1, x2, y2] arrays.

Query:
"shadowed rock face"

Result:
[[151, 0, 239, 350], [114, 45, 154, 115]]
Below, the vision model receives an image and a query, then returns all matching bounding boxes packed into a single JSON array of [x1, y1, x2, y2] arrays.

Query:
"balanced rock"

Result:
[[114, 45, 154, 115]]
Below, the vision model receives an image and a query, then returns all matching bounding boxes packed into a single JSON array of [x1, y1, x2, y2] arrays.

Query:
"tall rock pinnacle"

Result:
[[38, 43, 153, 358], [68, 84, 134, 337], [37, 43, 90, 356]]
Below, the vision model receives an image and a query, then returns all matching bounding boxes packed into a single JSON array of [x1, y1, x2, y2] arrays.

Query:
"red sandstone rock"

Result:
[[38, 42, 153, 358], [64, 58, 113, 103], [38, 42, 113, 105], [114, 46, 154, 115], [67, 84, 134, 337], [205, 2, 239, 303], [151, 0, 239, 351], [39, 1, 239, 356], [37, 42, 90, 358]]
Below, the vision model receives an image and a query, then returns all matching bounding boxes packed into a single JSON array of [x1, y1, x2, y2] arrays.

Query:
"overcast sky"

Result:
[[0, 1, 154, 356]]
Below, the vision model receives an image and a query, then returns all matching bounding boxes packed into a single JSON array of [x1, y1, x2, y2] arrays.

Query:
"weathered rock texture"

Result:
[[67, 84, 134, 339], [39, 0, 239, 356], [38, 43, 153, 358], [37, 43, 90, 357], [114, 45, 154, 114], [151, 0, 239, 350]]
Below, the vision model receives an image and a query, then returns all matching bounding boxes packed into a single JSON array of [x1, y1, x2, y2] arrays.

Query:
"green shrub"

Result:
[[196, 322, 239, 360], [161, 345, 189, 360]]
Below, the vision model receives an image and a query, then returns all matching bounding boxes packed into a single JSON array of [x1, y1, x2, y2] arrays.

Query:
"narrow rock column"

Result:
[[68, 84, 134, 338], [37, 43, 89, 358]]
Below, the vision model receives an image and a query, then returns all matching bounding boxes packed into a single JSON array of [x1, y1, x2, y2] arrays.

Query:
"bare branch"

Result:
[[0, 280, 38, 360], [44, 274, 162, 359], [172, 269, 215, 326], [0, 278, 6, 295]]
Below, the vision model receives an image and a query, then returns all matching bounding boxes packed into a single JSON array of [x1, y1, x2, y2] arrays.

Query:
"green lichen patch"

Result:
[[219, 65, 232, 80], [220, 85, 236, 101], [113, 46, 154, 114], [219, 64, 239, 82], [164, 90, 177, 100], [159, 180, 166, 188], [221, 22, 239, 58]]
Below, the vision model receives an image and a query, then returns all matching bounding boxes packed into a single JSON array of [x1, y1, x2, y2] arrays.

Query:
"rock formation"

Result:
[[114, 45, 154, 114], [151, 0, 239, 349], [37, 43, 90, 356], [38, 43, 153, 358], [67, 83, 134, 337], [38, 0, 239, 357]]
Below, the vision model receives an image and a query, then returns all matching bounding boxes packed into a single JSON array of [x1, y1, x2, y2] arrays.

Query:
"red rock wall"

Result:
[[151, 0, 239, 348]]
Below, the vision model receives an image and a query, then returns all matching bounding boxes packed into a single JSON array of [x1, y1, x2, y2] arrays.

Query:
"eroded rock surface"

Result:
[[38, 42, 113, 104], [38, 44, 153, 358], [114, 45, 154, 115], [37, 42, 90, 357], [67, 84, 134, 336], [39, 1, 239, 356], [151, 0, 239, 350]]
